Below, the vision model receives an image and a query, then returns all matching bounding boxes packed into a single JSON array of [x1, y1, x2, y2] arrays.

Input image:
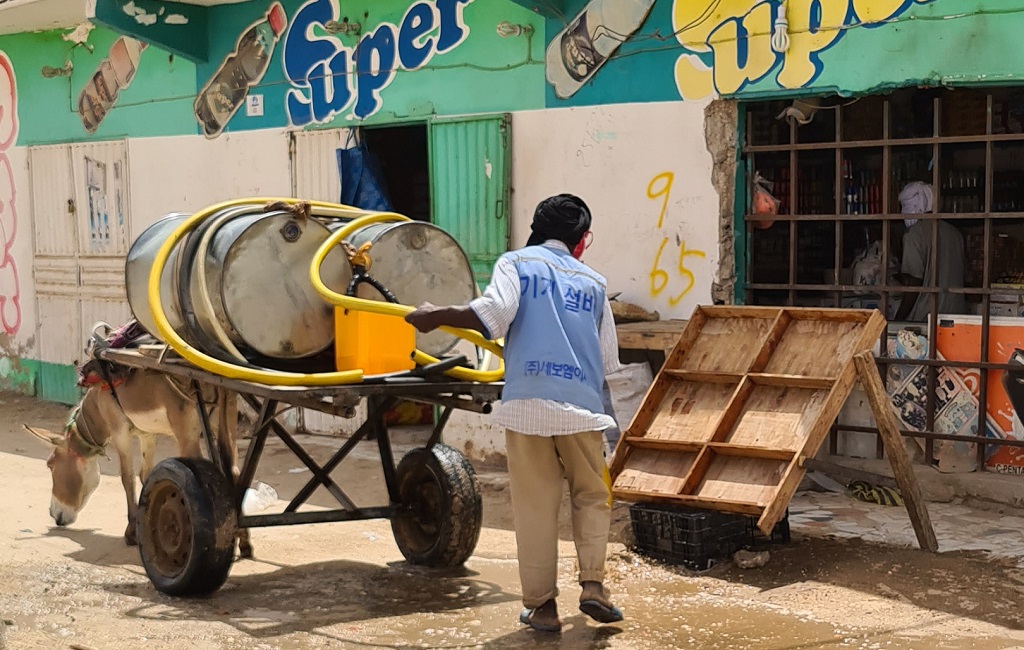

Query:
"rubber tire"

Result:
[[391, 444, 482, 567], [137, 457, 238, 597]]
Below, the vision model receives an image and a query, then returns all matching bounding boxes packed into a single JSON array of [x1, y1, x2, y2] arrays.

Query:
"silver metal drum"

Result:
[[126, 210, 352, 361], [346, 221, 476, 357], [202, 211, 351, 359], [125, 213, 191, 344]]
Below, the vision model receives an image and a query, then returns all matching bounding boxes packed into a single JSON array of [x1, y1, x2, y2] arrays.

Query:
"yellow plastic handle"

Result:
[[309, 211, 505, 383]]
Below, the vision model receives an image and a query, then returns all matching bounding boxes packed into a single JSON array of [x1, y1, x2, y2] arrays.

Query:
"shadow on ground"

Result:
[[102, 558, 520, 642]]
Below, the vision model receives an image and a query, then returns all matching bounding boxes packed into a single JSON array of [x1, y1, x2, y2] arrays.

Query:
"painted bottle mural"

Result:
[[546, 0, 655, 100], [78, 37, 148, 134], [194, 2, 286, 139]]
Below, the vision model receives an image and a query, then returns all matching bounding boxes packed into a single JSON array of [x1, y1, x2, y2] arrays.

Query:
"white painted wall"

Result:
[[5, 146, 38, 353], [510, 100, 719, 321], [127, 129, 292, 233]]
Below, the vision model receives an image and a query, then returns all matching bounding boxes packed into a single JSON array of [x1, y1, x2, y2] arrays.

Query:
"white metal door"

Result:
[[30, 140, 130, 373], [71, 141, 131, 343], [30, 145, 81, 369], [290, 128, 353, 202]]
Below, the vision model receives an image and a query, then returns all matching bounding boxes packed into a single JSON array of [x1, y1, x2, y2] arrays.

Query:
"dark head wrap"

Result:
[[526, 194, 592, 248]]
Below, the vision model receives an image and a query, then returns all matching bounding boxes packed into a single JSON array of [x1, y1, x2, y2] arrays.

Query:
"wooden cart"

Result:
[[99, 347, 503, 597]]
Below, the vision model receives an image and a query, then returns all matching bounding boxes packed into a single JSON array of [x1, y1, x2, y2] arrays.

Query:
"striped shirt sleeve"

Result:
[[599, 297, 621, 376], [469, 255, 520, 341]]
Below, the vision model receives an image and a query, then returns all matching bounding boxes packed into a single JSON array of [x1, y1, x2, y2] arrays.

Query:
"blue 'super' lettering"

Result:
[[283, 0, 476, 125]]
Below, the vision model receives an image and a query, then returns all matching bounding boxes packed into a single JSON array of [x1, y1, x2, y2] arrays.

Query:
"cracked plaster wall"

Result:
[[704, 99, 739, 306]]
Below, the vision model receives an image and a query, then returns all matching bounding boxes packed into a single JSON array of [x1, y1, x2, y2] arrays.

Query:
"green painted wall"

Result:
[[199, 0, 545, 134], [0, 355, 37, 395], [0, 28, 197, 146], [0, 358, 79, 405], [2, 1, 546, 146], [6, 1, 1024, 148], [674, 0, 1024, 101]]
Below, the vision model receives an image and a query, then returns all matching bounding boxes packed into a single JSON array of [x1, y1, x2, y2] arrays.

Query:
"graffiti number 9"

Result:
[[647, 172, 674, 229]]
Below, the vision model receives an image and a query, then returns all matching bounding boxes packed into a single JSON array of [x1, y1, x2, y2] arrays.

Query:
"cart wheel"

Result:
[[137, 457, 237, 597], [391, 444, 482, 567]]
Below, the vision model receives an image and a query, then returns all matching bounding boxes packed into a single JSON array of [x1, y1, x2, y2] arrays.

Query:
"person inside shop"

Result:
[[405, 194, 623, 634], [894, 181, 968, 322]]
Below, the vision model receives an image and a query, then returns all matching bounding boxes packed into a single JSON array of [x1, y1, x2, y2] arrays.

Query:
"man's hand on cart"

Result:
[[406, 302, 489, 337], [406, 302, 442, 333]]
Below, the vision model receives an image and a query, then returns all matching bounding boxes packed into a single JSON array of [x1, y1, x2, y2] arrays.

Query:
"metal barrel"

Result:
[[126, 210, 352, 361], [200, 210, 351, 359], [124, 213, 191, 344], [126, 212, 475, 365], [346, 221, 476, 358]]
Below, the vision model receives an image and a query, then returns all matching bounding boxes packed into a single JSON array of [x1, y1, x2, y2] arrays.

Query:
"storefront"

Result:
[[737, 93, 1024, 476]]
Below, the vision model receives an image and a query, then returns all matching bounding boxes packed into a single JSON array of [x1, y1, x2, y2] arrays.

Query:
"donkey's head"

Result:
[[23, 422, 102, 527]]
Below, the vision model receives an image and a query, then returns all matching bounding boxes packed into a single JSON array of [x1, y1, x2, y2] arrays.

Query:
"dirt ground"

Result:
[[1, 392, 1024, 650]]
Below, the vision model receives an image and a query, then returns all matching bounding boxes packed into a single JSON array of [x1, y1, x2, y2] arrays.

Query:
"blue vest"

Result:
[[502, 245, 607, 414]]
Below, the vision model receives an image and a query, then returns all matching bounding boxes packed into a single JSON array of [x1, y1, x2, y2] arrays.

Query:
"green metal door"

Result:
[[429, 114, 511, 288]]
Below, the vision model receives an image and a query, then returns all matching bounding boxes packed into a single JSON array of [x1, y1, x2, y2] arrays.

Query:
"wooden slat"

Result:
[[700, 305, 789, 320], [756, 311, 887, 534], [708, 443, 796, 462], [747, 373, 836, 389], [663, 369, 744, 384], [624, 437, 704, 453], [645, 381, 737, 443], [782, 307, 873, 322], [612, 489, 765, 517], [628, 438, 799, 463], [854, 350, 939, 552], [616, 319, 688, 351], [707, 377, 755, 443], [749, 310, 793, 373], [679, 447, 714, 495]]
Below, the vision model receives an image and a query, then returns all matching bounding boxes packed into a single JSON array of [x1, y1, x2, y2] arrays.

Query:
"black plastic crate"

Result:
[[747, 509, 792, 547], [629, 503, 750, 570]]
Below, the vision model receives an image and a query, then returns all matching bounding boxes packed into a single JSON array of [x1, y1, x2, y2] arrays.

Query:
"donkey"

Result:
[[24, 358, 253, 558]]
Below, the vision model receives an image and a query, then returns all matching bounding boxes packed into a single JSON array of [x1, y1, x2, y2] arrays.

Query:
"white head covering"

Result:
[[899, 181, 934, 215]]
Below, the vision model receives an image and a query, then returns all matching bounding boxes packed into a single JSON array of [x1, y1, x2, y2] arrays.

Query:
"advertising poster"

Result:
[[936, 315, 1024, 474]]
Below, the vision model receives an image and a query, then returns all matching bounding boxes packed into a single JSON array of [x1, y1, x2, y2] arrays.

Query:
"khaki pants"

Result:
[[505, 429, 612, 608]]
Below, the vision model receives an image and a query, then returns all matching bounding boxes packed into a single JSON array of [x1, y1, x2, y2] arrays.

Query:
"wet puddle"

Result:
[[226, 558, 1010, 650]]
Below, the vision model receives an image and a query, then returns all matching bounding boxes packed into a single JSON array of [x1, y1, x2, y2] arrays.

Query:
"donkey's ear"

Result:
[[23, 425, 66, 449]]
